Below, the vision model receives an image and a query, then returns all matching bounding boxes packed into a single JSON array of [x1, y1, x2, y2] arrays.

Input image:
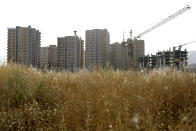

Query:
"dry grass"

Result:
[[0, 64, 196, 130]]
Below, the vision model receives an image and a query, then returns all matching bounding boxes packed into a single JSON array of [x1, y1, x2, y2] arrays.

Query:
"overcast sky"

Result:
[[0, 0, 195, 63]]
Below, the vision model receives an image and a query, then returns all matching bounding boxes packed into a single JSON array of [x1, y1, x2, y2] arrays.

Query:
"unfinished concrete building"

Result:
[[156, 50, 173, 68], [57, 35, 84, 71], [138, 48, 188, 69], [7, 26, 41, 67], [85, 29, 110, 69], [173, 48, 188, 68], [138, 55, 150, 70]]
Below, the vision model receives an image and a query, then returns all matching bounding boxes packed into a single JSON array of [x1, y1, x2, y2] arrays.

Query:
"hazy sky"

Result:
[[0, 0, 195, 63]]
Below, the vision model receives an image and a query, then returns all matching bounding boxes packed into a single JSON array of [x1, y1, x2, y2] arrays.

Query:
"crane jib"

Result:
[[134, 5, 191, 39]]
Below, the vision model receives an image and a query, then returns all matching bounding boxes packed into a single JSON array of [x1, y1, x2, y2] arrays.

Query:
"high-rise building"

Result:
[[85, 29, 110, 69], [133, 39, 145, 65], [7, 26, 41, 67], [40, 47, 49, 69], [57, 35, 84, 71], [122, 43, 130, 70], [125, 38, 145, 68], [127, 38, 136, 68], [80, 40, 85, 69], [107, 42, 130, 70], [108, 42, 124, 70], [48, 45, 57, 69]]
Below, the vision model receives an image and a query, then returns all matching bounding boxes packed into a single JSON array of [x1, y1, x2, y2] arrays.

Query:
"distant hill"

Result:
[[188, 51, 196, 64], [189, 63, 196, 68], [188, 51, 196, 72]]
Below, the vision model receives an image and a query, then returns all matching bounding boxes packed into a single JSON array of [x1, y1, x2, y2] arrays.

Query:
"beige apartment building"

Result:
[[57, 35, 84, 71], [40, 47, 49, 69], [85, 29, 110, 69], [125, 38, 145, 68], [107, 42, 124, 70], [133, 39, 145, 65], [48, 45, 57, 69], [80, 40, 85, 69], [7, 26, 41, 67]]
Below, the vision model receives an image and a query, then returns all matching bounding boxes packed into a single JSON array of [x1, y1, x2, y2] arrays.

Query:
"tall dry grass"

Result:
[[0, 64, 196, 130]]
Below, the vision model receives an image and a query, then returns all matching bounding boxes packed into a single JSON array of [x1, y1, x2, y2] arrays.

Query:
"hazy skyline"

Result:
[[0, 0, 196, 63]]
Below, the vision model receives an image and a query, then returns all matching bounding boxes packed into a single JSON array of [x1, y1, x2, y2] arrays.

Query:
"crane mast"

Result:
[[134, 5, 191, 39]]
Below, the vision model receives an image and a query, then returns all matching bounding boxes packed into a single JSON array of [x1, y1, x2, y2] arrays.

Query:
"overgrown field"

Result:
[[0, 64, 196, 130]]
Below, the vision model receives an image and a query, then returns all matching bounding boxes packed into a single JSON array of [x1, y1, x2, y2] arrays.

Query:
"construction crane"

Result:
[[176, 40, 196, 50], [172, 41, 196, 68], [124, 5, 191, 69], [134, 5, 191, 39]]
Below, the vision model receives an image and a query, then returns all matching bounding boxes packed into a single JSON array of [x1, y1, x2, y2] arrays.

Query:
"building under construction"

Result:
[[138, 47, 188, 70], [122, 5, 190, 70], [120, 38, 145, 70]]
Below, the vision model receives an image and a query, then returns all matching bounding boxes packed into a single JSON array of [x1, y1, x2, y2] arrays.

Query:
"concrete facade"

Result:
[[57, 36, 84, 71], [125, 38, 145, 68], [80, 40, 85, 69], [7, 26, 41, 67], [48, 45, 57, 69], [108, 42, 124, 70], [133, 39, 145, 65], [40, 47, 49, 69], [85, 29, 110, 69]]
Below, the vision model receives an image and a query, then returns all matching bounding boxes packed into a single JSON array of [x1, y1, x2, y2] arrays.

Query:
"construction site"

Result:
[[118, 5, 195, 71], [138, 47, 188, 70], [6, 5, 195, 72]]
